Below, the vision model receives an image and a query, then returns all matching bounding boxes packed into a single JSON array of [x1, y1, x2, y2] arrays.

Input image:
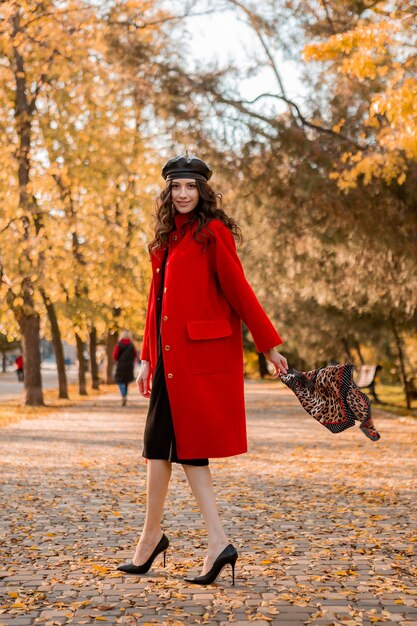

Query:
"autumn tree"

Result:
[[161, 0, 417, 401], [0, 1, 173, 402], [303, 0, 417, 189]]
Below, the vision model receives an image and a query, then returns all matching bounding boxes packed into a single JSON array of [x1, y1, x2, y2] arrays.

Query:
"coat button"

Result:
[[165, 345, 170, 351], [163, 316, 168, 321], [173, 235, 178, 241], [156, 267, 160, 273], [167, 373, 173, 378], [164, 287, 167, 293]]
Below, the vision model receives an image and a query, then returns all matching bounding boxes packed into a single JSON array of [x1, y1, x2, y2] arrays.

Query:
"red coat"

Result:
[[141, 210, 283, 458]]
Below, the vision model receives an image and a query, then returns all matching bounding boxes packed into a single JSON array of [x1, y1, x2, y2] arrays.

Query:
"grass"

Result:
[[372, 383, 417, 419], [0, 383, 116, 428]]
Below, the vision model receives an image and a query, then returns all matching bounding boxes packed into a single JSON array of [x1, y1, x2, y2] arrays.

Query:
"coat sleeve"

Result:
[[211, 220, 283, 353], [140, 276, 154, 361]]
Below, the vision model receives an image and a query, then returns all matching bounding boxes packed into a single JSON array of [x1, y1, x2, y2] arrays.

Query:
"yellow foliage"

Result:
[[0, 0, 165, 341], [303, 4, 417, 188]]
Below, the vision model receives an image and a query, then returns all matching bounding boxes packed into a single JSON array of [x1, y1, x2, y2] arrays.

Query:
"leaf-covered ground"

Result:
[[0, 381, 416, 626]]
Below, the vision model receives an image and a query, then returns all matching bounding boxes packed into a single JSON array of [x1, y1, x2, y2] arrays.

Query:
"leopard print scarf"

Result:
[[279, 363, 380, 441]]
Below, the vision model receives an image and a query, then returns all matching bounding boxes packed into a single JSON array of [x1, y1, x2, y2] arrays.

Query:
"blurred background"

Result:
[[0, 0, 416, 414]]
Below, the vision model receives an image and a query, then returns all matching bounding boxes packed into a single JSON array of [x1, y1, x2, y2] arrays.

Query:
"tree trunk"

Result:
[[75, 333, 87, 395], [40, 288, 68, 399], [10, 12, 45, 406], [89, 326, 100, 389], [353, 338, 365, 365], [390, 317, 412, 409], [19, 311, 44, 406], [105, 328, 118, 384], [258, 351, 269, 379], [341, 337, 354, 362]]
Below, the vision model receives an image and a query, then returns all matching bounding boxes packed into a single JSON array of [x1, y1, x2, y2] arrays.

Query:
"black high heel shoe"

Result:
[[116, 533, 169, 575], [184, 544, 238, 585]]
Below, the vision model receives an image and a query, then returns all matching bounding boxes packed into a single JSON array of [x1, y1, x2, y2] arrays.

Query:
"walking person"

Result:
[[15, 355, 24, 382], [113, 330, 137, 406], [116, 153, 288, 585]]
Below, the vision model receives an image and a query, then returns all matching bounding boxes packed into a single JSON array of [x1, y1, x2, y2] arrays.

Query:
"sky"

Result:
[[165, 2, 307, 115]]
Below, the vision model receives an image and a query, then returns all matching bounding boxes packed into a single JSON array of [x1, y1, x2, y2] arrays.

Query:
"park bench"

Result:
[[355, 364, 382, 402]]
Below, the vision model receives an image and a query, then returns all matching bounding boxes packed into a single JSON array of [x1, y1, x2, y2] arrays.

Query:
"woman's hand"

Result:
[[263, 348, 288, 378], [136, 360, 151, 398]]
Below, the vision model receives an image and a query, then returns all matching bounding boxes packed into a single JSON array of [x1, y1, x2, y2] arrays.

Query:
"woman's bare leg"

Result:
[[132, 459, 172, 565], [182, 465, 229, 575]]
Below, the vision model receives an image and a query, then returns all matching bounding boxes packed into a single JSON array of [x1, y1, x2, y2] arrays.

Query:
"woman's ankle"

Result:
[[207, 534, 229, 552], [140, 526, 163, 541]]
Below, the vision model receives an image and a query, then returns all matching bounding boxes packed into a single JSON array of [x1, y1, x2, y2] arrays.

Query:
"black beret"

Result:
[[162, 153, 212, 181]]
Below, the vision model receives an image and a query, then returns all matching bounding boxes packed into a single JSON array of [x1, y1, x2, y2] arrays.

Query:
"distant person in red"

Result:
[[15, 355, 24, 382], [113, 330, 137, 406]]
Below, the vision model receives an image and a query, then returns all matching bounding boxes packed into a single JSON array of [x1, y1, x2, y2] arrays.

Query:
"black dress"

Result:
[[142, 249, 209, 466]]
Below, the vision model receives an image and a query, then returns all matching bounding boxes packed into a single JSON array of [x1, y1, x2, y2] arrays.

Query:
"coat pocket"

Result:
[[186, 319, 232, 374]]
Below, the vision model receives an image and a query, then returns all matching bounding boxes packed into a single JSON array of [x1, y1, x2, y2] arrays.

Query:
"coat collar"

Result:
[[174, 209, 196, 231], [150, 210, 196, 264]]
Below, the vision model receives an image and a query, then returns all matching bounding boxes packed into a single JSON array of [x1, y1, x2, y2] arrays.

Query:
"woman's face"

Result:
[[171, 178, 199, 214]]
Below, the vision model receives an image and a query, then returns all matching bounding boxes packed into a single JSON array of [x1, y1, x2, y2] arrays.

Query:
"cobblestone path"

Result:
[[1, 381, 416, 626]]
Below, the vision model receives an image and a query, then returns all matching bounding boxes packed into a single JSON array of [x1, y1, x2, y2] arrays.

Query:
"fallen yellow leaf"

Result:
[[91, 564, 110, 574]]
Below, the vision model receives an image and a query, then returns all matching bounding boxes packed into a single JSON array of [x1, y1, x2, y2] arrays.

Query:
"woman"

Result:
[[113, 330, 137, 406], [116, 153, 288, 585]]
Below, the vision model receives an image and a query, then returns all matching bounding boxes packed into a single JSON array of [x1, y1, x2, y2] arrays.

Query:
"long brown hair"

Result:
[[148, 179, 243, 253]]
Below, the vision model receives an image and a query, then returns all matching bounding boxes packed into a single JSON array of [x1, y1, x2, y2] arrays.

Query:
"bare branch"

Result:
[[107, 8, 225, 31], [226, 0, 298, 125], [0, 217, 21, 235], [319, 0, 336, 34], [239, 92, 366, 148], [183, 69, 366, 149], [20, 3, 96, 30]]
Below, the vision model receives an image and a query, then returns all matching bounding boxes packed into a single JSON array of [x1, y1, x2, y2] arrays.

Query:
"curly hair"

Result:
[[148, 179, 243, 254]]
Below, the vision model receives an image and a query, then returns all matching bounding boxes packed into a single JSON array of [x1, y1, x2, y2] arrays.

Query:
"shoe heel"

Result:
[[183, 544, 238, 586], [163, 550, 167, 568], [117, 533, 169, 576]]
